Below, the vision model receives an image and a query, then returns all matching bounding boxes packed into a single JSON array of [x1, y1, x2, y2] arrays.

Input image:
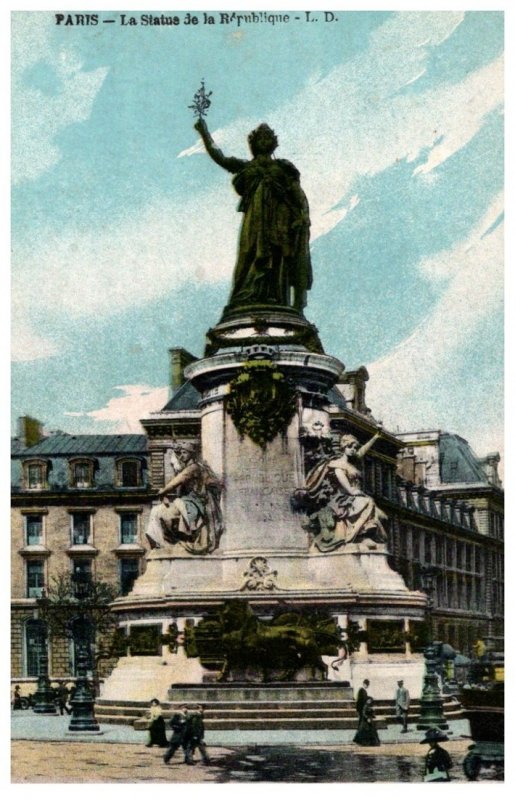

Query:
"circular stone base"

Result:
[[205, 308, 324, 356]]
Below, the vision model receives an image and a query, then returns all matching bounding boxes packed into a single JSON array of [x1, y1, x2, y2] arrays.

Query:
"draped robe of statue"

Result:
[[146, 458, 223, 555], [303, 454, 388, 551], [195, 121, 312, 311]]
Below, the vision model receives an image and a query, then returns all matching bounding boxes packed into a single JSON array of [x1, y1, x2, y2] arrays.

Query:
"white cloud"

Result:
[[180, 12, 500, 244], [11, 12, 108, 184], [417, 194, 504, 283], [64, 385, 169, 433], [11, 323, 60, 363], [11, 187, 237, 326], [366, 194, 503, 434]]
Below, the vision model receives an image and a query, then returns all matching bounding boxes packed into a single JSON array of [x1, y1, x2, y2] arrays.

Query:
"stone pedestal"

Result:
[[105, 315, 428, 710]]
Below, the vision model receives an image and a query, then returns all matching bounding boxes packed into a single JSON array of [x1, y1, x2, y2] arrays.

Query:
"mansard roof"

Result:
[[439, 433, 489, 484], [161, 380, 201, 412], [13, 433, 148, 457]]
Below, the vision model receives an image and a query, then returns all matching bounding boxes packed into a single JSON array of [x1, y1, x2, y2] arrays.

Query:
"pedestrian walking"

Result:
[[395, 679, 410, 732], [55, 683, 70, 715], [355, 679, 370, 720], [163, 705, 189, 764], [184, 705, 210, 765], [145, 698, 168, 747], [12, 685, 22, 710], [353, 697, 380, 746], [421, 728, 453, 782]]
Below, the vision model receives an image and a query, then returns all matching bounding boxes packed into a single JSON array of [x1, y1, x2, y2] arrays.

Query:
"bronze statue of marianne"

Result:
[[194, 116, 313, 312]]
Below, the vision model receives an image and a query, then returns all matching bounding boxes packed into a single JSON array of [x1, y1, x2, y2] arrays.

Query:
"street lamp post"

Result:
[[417, 566, 449, 731], [32, 631, 58, 715], [67, 574, 100, 733]]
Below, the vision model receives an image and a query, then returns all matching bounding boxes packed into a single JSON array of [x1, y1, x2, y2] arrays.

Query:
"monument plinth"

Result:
[[100, 105, 427, 714]]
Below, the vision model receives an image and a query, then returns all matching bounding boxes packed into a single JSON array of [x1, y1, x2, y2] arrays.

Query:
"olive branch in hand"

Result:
[[189, 80, 212, 118]]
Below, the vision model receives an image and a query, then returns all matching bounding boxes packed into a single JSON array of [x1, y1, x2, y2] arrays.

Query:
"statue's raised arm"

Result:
[[194, 117, 246, 174]]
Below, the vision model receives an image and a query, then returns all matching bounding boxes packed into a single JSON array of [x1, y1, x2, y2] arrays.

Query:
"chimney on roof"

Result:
[[169, 348, 198, 395], [17, 416, 44, 447], [479, 452, 502, 488], [336, 366, 371, 415]]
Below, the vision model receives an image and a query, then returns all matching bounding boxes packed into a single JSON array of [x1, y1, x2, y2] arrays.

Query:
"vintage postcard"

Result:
[[10, 4, 504, 785]]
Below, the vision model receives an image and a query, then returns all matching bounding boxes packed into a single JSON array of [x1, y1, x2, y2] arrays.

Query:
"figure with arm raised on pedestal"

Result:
[[295, 428, 388, 552], [146, 442, 223, 555], [192, 86, 312, 312]]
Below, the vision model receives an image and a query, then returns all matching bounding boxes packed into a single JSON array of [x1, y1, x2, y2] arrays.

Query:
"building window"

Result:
[[412, 530, 420, 562], [120, 513, 138, 544], [374, 462, 383, 496], [28, 464, 43, 488], [399, 525, 408, 560], [25, 515, 43, 545], [435, 537, 443, 565], [466, 578, 474, 608], [466, 544, 473, 572], [24, 460, 49, 490], [116, 459, 141, 488], [461, 575, 467, 608], [436, 574, 445, 608], [26, 560, 45, 598], [71, 559, 92, 581], [25, 619, 47, 677], [446, 539, 455, 567], [69, 459, 95, 489], [474, 577, 482, 611], [120, 558, 140, 595], [446, 574, 455, 608], [383, 466, 392, 499], [364, 458, 374, 493], [424, 532, 433, 564], [71, 512, 91, 545]]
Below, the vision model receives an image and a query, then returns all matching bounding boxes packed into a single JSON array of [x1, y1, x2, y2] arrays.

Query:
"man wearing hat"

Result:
[[163, 704, 189, 764], [420, 728, 453, 782], [395, 679, 410, 733], [184, 705, 210, 766]]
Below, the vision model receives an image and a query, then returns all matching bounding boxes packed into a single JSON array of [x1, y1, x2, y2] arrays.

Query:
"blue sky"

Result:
[[11, 8, 504, 467]]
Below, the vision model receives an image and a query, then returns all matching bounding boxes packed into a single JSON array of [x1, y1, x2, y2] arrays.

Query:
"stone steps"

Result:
[[94, 694, 463, 730]]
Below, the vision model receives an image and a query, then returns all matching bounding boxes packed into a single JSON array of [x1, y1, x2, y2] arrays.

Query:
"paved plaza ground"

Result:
[[12, 738, 477, 783], [10, 710, 503, 783]]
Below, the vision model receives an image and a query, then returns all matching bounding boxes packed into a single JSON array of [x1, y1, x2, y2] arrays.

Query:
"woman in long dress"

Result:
[[302, 431, 388, 551], [194, 117, 312, 312], [421, 729, 452, 782], [353, 697, 381, 746], [145, 698, 168, 748]]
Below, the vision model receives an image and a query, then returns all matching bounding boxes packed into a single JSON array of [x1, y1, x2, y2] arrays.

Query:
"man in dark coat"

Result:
[[163, 705, 189, 764], [12, 685, 22, 710], [355, 679, 370, 720], [183, 705, 210, 766]]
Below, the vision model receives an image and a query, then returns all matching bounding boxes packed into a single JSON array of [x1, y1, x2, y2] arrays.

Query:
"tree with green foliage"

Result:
[[37, 572, 119, 693]]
